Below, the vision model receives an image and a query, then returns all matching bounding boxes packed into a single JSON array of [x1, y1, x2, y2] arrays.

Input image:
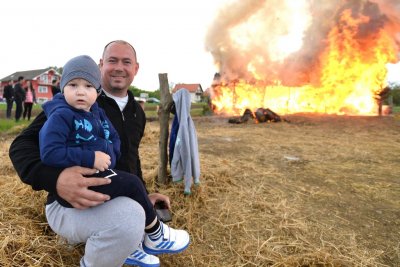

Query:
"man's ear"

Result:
[[133, 62, 139, 76]]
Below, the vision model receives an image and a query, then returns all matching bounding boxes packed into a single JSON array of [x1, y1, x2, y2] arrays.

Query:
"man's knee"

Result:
[[109, 197, 146, 247], [109, 197, 146, 232], [82, 198, 146, 266]]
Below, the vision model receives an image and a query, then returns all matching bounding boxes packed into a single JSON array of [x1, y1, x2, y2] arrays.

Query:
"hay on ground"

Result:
[[0, 114, 399, 266]]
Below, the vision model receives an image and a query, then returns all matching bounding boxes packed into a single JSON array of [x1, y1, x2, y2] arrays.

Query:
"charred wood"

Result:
[[228, 109, 254, 124]]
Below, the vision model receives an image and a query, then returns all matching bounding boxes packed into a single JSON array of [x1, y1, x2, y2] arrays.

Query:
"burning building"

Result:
[[205, 0, 400, 116]]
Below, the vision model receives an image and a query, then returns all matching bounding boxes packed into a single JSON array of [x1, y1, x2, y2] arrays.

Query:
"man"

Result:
[[51, 79, 61, 96], [9, 40, 187, 267], [2, 80, 14, 119], [14, 76, 26, 122]]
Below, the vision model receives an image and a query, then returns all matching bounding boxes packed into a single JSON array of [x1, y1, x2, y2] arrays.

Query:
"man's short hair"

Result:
[[18, 76, 24, 81], [102, 40, 137, 61]]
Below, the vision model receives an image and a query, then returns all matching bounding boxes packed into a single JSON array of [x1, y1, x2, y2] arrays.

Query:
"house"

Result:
[[172, 83, 204, 103], [0, 68, 61, 103]]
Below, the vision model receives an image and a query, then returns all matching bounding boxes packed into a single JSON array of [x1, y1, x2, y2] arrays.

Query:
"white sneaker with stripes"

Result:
[[125, 242, 160, 267], [143, 222, 190, 255]]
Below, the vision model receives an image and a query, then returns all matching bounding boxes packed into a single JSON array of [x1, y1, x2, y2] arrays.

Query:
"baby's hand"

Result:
[[94, 151, 111, 172]]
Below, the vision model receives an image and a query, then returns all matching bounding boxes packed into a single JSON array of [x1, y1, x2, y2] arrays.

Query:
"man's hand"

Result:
[[148, 193, 171, 209], [56, 166, 111, 209]]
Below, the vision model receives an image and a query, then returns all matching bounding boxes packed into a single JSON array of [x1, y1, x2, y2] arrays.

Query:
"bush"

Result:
[[390, 88, 400, 106]]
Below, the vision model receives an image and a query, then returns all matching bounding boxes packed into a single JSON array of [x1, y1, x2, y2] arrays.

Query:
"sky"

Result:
[[0, 0, 232, 91], [1, 0, 399, 93]]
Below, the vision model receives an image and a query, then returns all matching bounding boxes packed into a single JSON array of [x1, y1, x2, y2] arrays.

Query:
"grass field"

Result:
[[0, 102, 208, 131]]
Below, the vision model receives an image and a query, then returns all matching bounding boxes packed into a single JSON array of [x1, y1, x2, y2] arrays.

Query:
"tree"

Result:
[[129, 86, 161, 99], [148, 89, 160, 99], [388, 83, 400, 106], [48, 66, 63, 74], [129, 85, 142, 96]]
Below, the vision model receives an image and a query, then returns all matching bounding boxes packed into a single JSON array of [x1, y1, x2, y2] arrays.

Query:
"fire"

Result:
[[209, 3, 399, 116]]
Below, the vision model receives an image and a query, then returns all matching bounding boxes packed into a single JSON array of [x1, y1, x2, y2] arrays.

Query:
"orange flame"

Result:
[[211, 9, 398, 116]]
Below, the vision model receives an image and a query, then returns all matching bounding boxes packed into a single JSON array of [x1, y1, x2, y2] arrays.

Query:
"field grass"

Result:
[[0, 119, 32, 134], [0, 102, 209, 131]]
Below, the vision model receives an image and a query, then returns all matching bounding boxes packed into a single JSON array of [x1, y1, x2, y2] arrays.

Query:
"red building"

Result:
[[0, 68, 61, 103], [172, 83, 204, 103]]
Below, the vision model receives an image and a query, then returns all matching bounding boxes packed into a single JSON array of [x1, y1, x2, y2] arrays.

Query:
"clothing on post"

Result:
[[169, 89, 200, 194], [169, 114, 179, 166]]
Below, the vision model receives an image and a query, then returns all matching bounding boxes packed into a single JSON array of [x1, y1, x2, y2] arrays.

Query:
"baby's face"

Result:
[[63, 78, 98, 112]]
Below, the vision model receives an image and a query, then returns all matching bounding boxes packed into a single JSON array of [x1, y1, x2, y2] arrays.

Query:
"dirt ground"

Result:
[[1, 114, 399, 266]]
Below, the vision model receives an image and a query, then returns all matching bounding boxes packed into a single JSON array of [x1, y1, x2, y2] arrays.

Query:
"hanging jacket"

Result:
[[170, 89, 200, 194], [169, 107, 179, 166]]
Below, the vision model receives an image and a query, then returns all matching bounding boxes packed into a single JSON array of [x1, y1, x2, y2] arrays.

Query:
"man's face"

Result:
[[100, 42, 139, 97]]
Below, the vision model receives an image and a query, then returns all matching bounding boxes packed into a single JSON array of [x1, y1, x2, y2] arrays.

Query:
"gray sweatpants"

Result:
[[46, 197, 146, 267]]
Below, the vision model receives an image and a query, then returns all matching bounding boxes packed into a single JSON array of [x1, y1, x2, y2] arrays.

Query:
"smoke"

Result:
[[205, 0, 400, 86]]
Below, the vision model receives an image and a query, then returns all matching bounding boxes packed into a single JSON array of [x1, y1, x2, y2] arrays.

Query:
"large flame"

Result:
[[207, 0, 400, 116]]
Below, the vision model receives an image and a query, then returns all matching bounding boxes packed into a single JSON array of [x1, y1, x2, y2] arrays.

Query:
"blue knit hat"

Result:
[[60, 55, 101, 93]]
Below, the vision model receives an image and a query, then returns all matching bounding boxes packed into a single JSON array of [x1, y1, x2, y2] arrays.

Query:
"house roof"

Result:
[[0, 67, 59, 82], [172, 83, 203, 93]]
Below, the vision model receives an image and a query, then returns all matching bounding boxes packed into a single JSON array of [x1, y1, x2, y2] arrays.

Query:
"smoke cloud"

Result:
[[205, 0, 400, 86]]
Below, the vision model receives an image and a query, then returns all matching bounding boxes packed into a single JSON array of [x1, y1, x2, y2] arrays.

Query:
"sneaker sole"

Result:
[[143, 241, 190, 255], [124, 258, 160, 267]]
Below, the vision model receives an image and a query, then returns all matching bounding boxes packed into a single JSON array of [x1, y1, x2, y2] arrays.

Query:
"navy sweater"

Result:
[[39, 94, 121, 169]]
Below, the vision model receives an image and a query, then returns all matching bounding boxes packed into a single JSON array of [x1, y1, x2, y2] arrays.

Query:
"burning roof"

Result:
[[205, 0, 400, 115]]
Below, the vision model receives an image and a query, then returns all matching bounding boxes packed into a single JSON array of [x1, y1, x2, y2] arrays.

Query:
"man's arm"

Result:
[[9, 111, 62, 192]]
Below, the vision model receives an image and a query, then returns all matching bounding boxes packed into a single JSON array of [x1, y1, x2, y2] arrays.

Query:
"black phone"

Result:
[[154, 201, 172, 223]]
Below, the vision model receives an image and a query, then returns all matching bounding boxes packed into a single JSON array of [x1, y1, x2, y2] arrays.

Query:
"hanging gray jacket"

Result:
[[171, 89, 200, 194]]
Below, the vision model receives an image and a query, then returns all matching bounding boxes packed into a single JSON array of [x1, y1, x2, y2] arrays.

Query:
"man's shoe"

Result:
[[143, 222, 190, 255], [125, 243, 160, 267]]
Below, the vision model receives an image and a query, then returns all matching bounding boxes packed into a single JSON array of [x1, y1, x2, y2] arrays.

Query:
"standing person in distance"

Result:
[[51, 79, 61, 96], [23, 80, 37, 121], [2, 80, 14, 119], [14, 76, 26, 122]]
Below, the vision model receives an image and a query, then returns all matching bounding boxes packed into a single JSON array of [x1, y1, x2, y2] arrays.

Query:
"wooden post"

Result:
[[157, 73, 174, 184]]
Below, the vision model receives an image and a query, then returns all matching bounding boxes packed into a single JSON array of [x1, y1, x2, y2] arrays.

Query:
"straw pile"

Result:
[[1, 114, 399, 266]]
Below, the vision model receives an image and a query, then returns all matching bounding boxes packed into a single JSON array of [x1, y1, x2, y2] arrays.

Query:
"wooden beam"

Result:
[[157, 73, 174, 184]]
